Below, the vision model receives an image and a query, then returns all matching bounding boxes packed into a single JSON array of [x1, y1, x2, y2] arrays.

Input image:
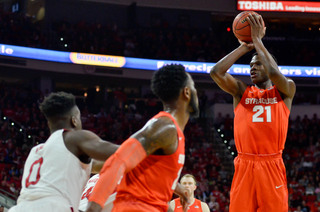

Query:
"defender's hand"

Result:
[[179, 187, 192, 212]]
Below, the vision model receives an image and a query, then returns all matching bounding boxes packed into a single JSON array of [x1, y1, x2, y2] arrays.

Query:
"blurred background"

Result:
[[0, 0, 320, 211]]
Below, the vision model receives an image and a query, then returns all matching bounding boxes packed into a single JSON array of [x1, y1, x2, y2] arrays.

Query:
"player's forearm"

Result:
[[174, 183, 185, 197], [174, 183, 191, 203], [211, 45, 249, 77], [94, 141, 119, 161], [88, 138, 147, 208], [91, 160, 104, 173], [88, 155, 126, 208]]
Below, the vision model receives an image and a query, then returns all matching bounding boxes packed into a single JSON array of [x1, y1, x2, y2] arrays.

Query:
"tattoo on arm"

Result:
[[132, 117, 177, 155]]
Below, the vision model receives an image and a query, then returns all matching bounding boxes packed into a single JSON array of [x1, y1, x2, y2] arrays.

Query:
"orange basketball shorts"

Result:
[[112, 195, 167, 212], [229, 153, 288, 212]]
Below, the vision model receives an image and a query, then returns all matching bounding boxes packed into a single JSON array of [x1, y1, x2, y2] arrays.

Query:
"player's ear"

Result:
[[183, 87, 191, 101], [71, 116, 77, 128]]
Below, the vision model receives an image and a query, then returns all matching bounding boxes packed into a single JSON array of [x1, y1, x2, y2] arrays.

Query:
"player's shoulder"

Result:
[[150, 115, 176, 126], [65, 129, 95, 135], [64, 129, 99, 140], [200, 200, 210, 212], [144, 116, 177, 136], [30, 143, 45, 153], [133, 114, 179, 154], [200, 200, 208, 204]]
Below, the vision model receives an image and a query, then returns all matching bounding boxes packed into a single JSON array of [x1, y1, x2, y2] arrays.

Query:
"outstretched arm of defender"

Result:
[[247, 14, 296, 102], [86, 117, 178, 212], [66, 130, 119, 161]]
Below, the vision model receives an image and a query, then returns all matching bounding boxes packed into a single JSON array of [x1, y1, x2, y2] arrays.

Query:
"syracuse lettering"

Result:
[[245, 97, 278, 104]]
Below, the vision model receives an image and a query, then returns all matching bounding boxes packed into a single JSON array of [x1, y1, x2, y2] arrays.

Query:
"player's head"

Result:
[[180, 174, 197, 194], [151, 64, 199, 118], [39, 92, 82, 130], [250, 52, 277, 85]]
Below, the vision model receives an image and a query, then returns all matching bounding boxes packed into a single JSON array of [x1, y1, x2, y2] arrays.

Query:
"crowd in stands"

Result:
[[1, 10, 320, 66]]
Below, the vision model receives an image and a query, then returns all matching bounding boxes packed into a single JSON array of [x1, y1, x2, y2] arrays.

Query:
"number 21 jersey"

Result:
[[234, 86, 290, 155]]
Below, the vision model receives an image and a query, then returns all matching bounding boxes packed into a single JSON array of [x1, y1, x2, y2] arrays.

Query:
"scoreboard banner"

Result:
[[1, 43, 320, 77], [237, 1, 320, 13]]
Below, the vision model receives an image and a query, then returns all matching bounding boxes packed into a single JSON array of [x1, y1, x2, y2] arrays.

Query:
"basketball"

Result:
[[232, 11, 264, 43]]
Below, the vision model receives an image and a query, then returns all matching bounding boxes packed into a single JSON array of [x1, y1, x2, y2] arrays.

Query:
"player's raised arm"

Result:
[[210, 42, 251, 107], [210, 43, 251, 102], [247, 14, 296, 102]]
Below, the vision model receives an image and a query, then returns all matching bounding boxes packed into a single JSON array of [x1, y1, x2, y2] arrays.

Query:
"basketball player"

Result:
[[79, 174, 116, 212], [86, 64, 200, 212], [210, 14, 295, 212], [9, 92, 118, 212], [168, 174, 210, 212]]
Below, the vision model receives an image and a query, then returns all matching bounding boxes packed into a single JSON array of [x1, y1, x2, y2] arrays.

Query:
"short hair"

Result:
[[252, 52, 278, 65], [39, 92, 76, 118], [180, 174, 197, 185], [151, 64, 188, 102]]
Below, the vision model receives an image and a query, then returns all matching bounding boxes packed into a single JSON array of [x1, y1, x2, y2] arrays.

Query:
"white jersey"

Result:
[[79, 174, 116, 212], [16, 129, 91, 211]]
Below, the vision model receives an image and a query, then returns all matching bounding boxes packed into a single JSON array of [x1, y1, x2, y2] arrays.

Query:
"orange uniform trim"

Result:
[[89, 137, 147, 207]]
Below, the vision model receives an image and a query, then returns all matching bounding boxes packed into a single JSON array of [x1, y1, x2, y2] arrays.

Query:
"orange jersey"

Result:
[[234, 85, 290, 154], [114, 111, 185, 211], [174, 198, 202, 211]]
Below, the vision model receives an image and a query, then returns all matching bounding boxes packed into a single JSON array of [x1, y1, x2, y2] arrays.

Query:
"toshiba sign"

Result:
[[237, 1, 320, 13]]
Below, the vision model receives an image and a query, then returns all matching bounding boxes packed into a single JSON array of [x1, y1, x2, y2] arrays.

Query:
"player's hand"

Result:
[[86, 201, 102, 212], [246, 14, 266, 41], [239, 39, 254, 51], [179, 187, 192, 212]]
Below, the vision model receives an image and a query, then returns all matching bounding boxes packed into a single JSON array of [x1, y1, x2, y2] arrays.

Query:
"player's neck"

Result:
[[163, 104, 189, 131], [49, 120, 73, 134], [255, 80, 272, 90], [188, 196, 195, 206]]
